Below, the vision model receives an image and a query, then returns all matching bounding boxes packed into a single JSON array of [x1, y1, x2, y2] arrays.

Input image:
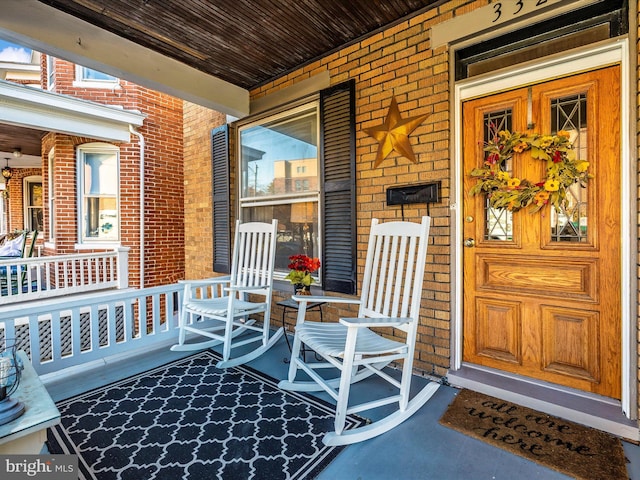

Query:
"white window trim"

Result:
[[238, 101, 320, 205], [237, 100, 322, 281], [47, 148, 54, 242], [77, 142, 121, 245], [46, 55, 54, 91], [23, 175, 43, 234], [73, 64, 120, 89]]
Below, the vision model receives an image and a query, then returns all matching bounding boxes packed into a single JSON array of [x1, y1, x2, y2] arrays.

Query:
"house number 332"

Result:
[[492, 0, 549, 23]]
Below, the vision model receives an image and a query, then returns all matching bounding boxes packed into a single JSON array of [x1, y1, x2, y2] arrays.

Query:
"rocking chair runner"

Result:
[[171, 220, 284, 368], [278, 216, 440, 445]]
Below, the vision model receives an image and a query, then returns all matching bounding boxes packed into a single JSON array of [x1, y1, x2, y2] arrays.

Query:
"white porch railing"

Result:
[[0, 283, 183, 378], [0, 247, 129, 305]]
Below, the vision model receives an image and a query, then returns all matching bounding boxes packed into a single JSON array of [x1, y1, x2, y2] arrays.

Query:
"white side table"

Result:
[[0, 351, 60, 454]]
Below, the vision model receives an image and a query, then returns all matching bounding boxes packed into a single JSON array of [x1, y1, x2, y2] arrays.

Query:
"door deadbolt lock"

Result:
[[464, 238, 475, 248], [465, 216, 474, 223]]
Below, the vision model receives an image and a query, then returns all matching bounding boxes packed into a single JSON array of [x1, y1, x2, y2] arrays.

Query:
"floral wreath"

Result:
[[468, 129, 590, 213]]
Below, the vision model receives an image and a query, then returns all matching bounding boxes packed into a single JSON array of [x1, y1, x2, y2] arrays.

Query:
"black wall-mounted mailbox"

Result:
[[386, 182, 440, 206]]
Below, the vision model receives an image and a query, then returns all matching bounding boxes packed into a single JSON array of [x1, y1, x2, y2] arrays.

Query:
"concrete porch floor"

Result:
[[43, 334, 640, 479]]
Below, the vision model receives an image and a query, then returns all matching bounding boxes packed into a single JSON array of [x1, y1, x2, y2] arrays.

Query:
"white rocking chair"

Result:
[[171, 220, 284, 368], [278, 216, 440, 445]]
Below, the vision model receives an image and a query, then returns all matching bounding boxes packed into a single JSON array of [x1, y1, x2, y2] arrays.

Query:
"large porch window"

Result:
[[238, 103, 320, 276], [214, 80, 355, 294]]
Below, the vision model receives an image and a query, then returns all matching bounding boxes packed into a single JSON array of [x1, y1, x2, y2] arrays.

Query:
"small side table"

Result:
[[0, 351, 60, 454], [277, 298, 325, 356]]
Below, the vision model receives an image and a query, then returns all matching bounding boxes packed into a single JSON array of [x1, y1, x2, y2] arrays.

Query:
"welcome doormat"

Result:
[[47, 351, 365, 480], [439, 389, 627, 480]]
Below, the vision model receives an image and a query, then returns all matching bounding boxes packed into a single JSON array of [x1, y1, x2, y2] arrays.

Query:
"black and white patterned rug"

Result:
[[47, 351, 365, 480]]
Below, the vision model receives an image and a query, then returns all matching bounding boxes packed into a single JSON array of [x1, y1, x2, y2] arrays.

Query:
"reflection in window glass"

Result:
[[550, 93, 588, 242], [26, 182, 43, 232], [243, 202, 319, 274], [239, 103, 320, 277], [79, 147, 119, 242], [240, 106, 318, 198], [79, 67, 117, 82], [483, 109, 513, 241]]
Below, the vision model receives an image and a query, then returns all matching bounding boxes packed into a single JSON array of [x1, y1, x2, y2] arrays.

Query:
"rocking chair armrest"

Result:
[[291, 295, 361, 305], [339, 317, 412, 328], [225, 284, 270, 292], [178, 276, 231, 287]]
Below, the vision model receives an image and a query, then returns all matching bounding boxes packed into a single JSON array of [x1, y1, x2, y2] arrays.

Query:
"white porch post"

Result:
[[116, 246, 130, 289]]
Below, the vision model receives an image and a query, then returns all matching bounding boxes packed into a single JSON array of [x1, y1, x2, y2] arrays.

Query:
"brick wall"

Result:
[[248, 7, 453, 376], [38, 58, 184, 288], [182, 1, 638, 393], [183, 102, 226, 279]]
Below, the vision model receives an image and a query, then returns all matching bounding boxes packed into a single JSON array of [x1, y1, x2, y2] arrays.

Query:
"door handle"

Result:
[[464, 238, 475, 248]]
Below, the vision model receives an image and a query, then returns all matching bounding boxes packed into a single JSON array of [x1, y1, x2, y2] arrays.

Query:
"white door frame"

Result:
[[452, 39, 635, 418]]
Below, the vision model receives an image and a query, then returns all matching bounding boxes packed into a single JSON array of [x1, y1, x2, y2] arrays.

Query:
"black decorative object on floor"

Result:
[[47, 351, 365, 480]]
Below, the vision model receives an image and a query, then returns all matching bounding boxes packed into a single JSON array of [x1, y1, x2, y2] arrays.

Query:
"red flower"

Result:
[[552, 150, 562, 163], [287, 254, 321, 273], [486, 153, 500, 165]]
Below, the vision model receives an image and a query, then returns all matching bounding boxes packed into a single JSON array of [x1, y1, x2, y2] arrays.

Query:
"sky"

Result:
[[0, 39, 32, 63]]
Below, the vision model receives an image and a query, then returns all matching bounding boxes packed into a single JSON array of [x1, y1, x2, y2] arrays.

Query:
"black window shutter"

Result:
[[320, 80, 356, 295], [211, 124, 230, 273]]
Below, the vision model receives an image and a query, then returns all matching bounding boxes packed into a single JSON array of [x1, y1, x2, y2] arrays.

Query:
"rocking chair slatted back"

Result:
[[360, 219, 427, 331], [279, 216, 439, 446], [171, 219, 284, 368], [233, 225, 275, 291]]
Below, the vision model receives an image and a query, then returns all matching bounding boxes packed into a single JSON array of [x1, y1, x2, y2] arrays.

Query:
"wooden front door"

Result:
[[462, 66, 621, 399]]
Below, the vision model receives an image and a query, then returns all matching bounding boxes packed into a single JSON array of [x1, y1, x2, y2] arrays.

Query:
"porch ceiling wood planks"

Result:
[[37, 0, 442, 91], [0, 125, 43, 158]]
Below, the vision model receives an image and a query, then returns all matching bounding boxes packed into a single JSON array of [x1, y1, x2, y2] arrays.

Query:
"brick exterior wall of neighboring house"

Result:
[[38, 57, 184, 288]]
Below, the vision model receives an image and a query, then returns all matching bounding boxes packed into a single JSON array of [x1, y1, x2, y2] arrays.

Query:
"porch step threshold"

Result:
[[447, 364, 639, 443]]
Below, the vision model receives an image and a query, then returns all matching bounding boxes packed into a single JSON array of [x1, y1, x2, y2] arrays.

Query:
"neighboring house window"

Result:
[[212, 80, 356, 294], [0, 188, 6, 234], [23, 176, 43, 232], [238, 102, 321, 276], [77, 143, 119, 243], [46, 55, 54, 90], [74, 65, 119, 88], [47, 149, 55, 241]]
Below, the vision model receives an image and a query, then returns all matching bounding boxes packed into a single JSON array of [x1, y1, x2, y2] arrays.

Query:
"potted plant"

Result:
[[284, 254, 321, 295]]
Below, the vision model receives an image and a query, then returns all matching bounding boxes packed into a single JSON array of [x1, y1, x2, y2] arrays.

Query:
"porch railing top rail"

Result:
[[0, 248, 129, 305], [0, 283, 183, 378]]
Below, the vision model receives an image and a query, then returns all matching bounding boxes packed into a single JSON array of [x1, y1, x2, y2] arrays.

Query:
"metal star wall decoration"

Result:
[[364, 96, 429, 168]]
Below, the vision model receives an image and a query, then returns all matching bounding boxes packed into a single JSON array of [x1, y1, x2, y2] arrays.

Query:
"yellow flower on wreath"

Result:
[[507, 178, 521, 188], [534, 190, 550, 207], [467, 128, 591, 213], [576, 161, 590, 173], [513, 142, 528, 153], [544, 179, 560, 192]]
